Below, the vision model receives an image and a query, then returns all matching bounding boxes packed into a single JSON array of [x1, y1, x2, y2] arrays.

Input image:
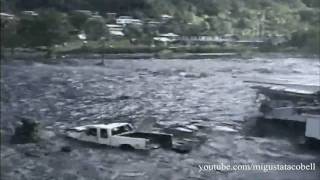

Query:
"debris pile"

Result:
[[245, 79, 320, 141], [11, 117, 40, 144]]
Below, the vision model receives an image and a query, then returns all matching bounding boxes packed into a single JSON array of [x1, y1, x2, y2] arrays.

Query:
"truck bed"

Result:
[[120, 132, 173, 149]]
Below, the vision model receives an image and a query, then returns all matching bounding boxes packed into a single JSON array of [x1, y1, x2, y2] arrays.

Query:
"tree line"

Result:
[[1, 0, 319, 54]]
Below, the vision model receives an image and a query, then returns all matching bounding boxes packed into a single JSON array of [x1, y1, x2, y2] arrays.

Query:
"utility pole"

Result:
[[257, 10, 265, 40]]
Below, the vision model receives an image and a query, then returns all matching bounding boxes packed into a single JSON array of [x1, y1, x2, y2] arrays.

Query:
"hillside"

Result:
[[1, 0, 319, 53]]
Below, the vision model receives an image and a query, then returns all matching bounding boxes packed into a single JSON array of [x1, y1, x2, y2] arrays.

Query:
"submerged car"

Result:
[[65, 123, 173, 150]]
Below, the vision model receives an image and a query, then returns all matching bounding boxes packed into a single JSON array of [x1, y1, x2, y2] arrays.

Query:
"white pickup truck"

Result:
[[65, 123, 173, 150]]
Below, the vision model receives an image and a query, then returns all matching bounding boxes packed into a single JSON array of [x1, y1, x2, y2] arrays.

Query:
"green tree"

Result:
[[83, 16, 108, 41], [302, 0, 320, 7], [159, 21, 185, 34], [264, 5, 300, 35], [1, 19, 20, 54], [184, 21, 210, 36], [69, 11, 91, 30], [18, 9, 71, 56], [290, 27, 320, 53], [208, 17, 233, 35], [124, 24, 144, 43]]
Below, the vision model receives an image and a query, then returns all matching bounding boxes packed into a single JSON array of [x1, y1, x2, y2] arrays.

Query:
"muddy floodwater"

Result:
[[1, 55, 320, 180]]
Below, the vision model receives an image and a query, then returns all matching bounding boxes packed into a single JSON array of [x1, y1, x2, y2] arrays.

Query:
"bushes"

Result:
[[60, 45, 247, 55], [289, 28, 320, 53], [64, 46, 163, 54]]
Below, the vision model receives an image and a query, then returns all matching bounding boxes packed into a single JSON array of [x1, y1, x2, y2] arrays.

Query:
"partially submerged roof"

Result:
[[74, 123, 129, 130], [244, 79, 320, 95]]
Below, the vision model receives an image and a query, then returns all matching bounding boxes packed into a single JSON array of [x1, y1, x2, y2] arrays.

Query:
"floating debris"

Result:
[[172, 141, 193, 154], [122, 171, 146, 177], [245, 79, 320, 141], [60, 146, 72, 153], [174, 127, 194, 133], [11, 117, 40, 144], [214, 125, 238, 133]]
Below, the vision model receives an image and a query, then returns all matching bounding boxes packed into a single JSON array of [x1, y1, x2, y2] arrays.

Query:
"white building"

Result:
[[160, 14, 173, 21], [0, 12, 15, 20], [73, 10, 92, 16], [153, 33, 179, 45], [21, 11, 38, 16], [106, 24, 124, 36], [116, 16, 142, 26]]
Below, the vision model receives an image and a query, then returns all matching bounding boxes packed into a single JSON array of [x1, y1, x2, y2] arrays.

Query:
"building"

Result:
[[105, 12, 117, 23], [106, 24, 124, 36], [160, 14, 173, 23], [153, 33, 179, 45], [0, 12, 16, 28], [19, 11, 38, 20], [106, 13, 116, 19], [147, 20, 161, 26], [91, 14, 103, 19], [72, 10, 92, 16], [21, 11, 38, 16], [160, 14, 173, 22], [159, 33, 179, 38], [116, 16, 142, 26], [0, 12, 15, 20]]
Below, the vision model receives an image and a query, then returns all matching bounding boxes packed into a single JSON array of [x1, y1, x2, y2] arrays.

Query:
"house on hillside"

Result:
[[105, 12, 117, 23], [19, 11, 38, 20], [73, 10, 93, 16], [159, 33, 179, 38], [0, 12, 16, 28], [21, 11, 38, 16], [0, 12, 15, 20], [153, 33, 179, 45], [147, 20, 161, 26], [91, 14, 103, 19], [116, 16, 142, 26], [160, 14, 173, 22], [106, 24, 124, 37]]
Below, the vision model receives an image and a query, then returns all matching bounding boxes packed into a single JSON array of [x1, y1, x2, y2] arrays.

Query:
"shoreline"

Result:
[[1, 51, 319, 62], [1, 52, 240, 60]]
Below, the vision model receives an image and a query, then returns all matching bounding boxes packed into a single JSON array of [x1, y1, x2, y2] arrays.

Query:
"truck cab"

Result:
[[67, 123, 150, 150]]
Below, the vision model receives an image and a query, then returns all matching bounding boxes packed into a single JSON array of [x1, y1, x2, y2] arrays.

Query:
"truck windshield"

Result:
[[112, 125, 133, 135]]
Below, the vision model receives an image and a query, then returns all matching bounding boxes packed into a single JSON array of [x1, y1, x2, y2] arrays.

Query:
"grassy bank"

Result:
[[54, 40, 253, 55], [2, 40, 318, 60]]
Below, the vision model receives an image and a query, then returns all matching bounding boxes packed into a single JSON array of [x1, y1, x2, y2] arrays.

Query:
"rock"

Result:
[[117, 95, 131, 100], [199, 72, 208, 78], [22, 144, 42, 158], [95, 60, 105, 66], [254, 68, 273, 74], [61, 172, 79, 180], [172, 146, 191, 154], [172, 143, 192, 154], [60, 146, 72, 153], [11, 117, 40, 144], [24, 151, 41, 158]]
